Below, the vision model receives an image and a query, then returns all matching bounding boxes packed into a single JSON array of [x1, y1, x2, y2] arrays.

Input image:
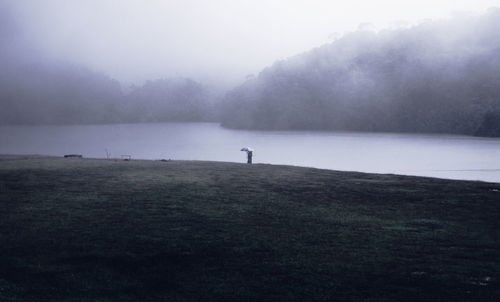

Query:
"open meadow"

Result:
[[1, 155, 500, 301]]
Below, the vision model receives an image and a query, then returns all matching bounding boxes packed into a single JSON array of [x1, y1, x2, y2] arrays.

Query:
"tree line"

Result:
[[1, 6, 500, 137], [221, 8, 500, 137]]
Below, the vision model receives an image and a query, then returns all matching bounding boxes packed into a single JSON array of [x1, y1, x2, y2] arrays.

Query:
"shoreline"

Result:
[[1, 153, 499, 184]]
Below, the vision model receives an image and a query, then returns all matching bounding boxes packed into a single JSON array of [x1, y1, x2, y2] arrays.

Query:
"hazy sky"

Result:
[[6, 0, 500, 86]]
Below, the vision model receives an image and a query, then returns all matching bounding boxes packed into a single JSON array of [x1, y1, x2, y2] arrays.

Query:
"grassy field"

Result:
[[1, 155, 500, 301]]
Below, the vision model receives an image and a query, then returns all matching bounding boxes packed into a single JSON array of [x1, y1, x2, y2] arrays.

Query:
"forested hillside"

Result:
[[0, 4, 214, 125], [121, 78, 217, 123], [0, 58, 215, 125], [221, 9, 500, 137], [3, 2, 500, 136]]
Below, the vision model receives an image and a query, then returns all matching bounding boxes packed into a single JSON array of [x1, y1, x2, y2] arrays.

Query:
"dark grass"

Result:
[[1, 155, 500, 301]]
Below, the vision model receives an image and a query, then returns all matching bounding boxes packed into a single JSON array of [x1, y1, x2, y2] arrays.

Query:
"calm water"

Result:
[[1, 123, 499, 182]]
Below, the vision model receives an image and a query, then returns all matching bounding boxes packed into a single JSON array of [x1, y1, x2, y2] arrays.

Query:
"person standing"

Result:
[[241, 147, 254, 164]]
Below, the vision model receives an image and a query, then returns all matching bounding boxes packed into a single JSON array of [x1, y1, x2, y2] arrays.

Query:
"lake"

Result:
[[1, 122, 499, 182]]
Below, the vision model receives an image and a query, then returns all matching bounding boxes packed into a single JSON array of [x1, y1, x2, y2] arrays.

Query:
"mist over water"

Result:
[[2, 123, 499, 182]]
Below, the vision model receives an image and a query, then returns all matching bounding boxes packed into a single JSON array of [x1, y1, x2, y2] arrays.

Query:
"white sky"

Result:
[[7, 0, 500, 86]]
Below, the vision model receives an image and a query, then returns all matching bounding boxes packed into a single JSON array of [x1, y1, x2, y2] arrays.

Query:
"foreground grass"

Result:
[[1, 155, 500, 301]]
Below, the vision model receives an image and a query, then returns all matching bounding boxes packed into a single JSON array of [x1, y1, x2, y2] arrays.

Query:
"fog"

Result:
[[4, 0, 499, 85], [220, 7, 500, 136], [1, 0, 500, 136]]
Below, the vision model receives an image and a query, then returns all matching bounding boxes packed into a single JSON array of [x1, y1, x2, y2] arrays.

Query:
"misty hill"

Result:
[[221, 9, 500, 137], [0, 60, 124, 125], [122, 78, 217, 123], [0, 58, 215, 125], [0, 4, 215, 125], [1, 4, 119, 125], [0, 56, 214, 125]]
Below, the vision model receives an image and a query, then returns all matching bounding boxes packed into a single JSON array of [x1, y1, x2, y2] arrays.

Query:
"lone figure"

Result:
[[240, 147, 254, 164]]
